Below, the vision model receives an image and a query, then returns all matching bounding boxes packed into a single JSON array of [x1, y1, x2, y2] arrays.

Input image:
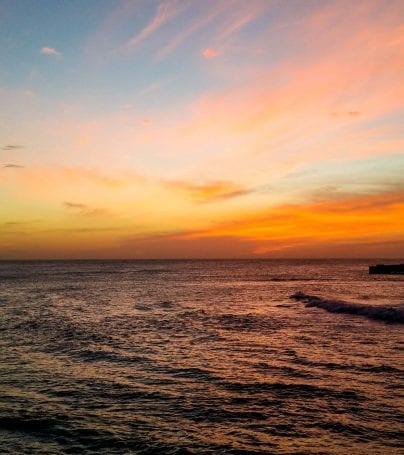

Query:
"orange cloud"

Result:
[[1, 188, 403, 259], [169, 189, 404, 257], [202, 48, 219, 58]]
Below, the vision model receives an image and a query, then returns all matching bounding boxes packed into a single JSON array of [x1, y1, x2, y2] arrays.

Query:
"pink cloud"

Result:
[[202, 48, 219, 58], [131, 0, 403, 189]]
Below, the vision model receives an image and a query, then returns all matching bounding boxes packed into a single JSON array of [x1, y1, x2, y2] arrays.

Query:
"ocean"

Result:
[[0, 259, 403, 454]]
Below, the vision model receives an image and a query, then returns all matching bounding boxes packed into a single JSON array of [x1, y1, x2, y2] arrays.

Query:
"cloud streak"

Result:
[[2, 163, 25, 168], [125, 0, 185, 51]]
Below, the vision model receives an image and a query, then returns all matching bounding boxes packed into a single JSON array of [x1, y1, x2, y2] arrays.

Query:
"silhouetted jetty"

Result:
[[369, 264, 404, 275]]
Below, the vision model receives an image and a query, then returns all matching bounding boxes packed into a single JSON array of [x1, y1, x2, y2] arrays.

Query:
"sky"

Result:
[[0, 0, 403, 259]]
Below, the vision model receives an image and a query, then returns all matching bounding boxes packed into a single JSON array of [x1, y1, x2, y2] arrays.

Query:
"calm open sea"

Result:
[[0, 259, 403, 454]]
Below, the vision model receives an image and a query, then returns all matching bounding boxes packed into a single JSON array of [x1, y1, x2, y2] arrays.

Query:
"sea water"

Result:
[[0, 259, 403, 454]]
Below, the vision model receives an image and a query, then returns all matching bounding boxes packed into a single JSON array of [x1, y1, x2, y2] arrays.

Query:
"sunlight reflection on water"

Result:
[[0, 259, 403, 454]]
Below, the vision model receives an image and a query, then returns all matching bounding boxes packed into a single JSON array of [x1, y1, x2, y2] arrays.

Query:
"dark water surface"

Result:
[[0, 259, 403, 454]]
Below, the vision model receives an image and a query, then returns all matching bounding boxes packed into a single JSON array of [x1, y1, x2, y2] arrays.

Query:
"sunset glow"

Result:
[[1, 0, 403, 258]]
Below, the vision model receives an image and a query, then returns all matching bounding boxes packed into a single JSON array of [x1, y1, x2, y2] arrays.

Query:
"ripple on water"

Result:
[[0, 259, 403, 454]]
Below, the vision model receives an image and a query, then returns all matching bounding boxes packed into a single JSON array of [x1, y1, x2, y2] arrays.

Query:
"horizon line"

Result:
[[0, 257, 401, 262]]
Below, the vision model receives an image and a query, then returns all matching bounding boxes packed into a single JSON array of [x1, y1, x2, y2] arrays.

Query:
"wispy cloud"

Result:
[[2, 144, 24, 150], [135, 0, 403, 182], [125, 0, 185, 51], [89, 0, 267, 61], [157, 4, 223, 58], [216, 6, 262, 44], [0, 166, 143, 201], [165, 179, 252, 203], [64, 202, 87, 209], [137, 80, 169, 97], [40, 47, 61, 57], [157, 0, 268, 59], [64, 201, 109, 217]]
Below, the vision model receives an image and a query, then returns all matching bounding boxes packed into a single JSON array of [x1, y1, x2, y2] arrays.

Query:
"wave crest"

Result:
[[291, 292, 404, 324]]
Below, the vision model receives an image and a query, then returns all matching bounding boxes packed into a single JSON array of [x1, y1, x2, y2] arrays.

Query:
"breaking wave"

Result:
[[291, 292, 404, 324]]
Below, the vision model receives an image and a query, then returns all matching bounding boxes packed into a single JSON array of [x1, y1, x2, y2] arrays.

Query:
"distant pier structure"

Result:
[[369, 264, 404, 275]]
